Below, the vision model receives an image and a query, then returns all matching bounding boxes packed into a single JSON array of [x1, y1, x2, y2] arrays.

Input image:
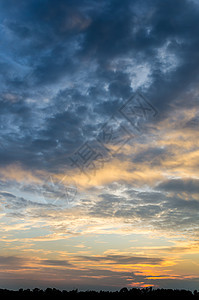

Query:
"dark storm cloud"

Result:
[[0, 0, 199, 173]]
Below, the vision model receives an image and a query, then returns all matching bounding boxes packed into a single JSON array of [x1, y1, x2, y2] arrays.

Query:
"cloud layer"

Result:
[[0, 0, 199, 291]]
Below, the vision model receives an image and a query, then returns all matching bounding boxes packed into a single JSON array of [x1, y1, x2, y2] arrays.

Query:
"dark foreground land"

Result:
[[0, 287, 199, 299]]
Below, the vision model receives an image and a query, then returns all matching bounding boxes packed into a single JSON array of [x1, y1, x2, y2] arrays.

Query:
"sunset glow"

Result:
[[0, 0, 199, 291]]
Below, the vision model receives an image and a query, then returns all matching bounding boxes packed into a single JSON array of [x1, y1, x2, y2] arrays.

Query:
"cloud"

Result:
[[41, 259, 73, 267], [0, 254, 198, 290], [0, 255, 24, 266], [75, 254, 163, 265], [156, 178, 199, 194], [0, 0, 199, 174], [0, 0, 199, 291]]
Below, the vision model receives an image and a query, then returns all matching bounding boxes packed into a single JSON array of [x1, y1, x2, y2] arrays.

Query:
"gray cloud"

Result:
[[0, 190, 51, 210], [0, 256, 23, 265], [41, 259, 73, 267], [156, 179, 199, 194], [0, 0, 199, 173], [75, 254, 163, 265], [86, 183, 199, 235]]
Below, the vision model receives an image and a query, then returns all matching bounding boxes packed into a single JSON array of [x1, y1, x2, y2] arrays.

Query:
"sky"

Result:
[[0, 0, 199, 291]]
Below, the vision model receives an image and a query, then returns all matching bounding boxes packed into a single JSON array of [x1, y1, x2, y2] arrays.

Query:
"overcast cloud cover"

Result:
[[0, 0, 199, 291]]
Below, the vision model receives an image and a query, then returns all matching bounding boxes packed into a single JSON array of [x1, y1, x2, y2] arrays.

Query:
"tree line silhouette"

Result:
[[0, 287, 199, 299]]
